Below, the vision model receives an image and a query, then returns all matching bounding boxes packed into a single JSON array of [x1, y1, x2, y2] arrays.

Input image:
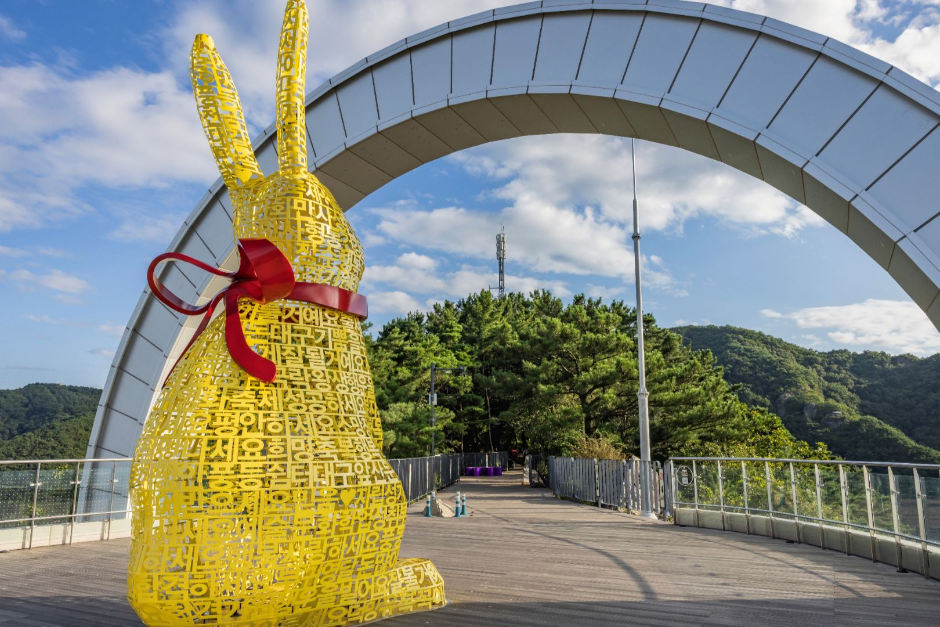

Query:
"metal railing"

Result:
[[543, 456, 670, 516], [0, 453, 474, 552], [0, 458, 131, 551], [669, 456, 940, 579], [388, 454, 461, 502]]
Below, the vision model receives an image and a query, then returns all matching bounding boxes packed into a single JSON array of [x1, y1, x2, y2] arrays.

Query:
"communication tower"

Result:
[[495, 228, 506, 298]]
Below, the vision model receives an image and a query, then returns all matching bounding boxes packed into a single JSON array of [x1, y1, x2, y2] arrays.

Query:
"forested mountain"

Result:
[[0, 383, 100, 460], [674, 325, 940, 463], [15, 302, 937, 465]]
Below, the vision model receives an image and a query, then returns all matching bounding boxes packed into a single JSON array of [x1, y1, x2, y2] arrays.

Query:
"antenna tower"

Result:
[[496, 227, 506, 298]]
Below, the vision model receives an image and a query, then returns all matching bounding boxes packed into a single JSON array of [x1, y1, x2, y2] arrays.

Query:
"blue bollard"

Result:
[[461, 494, 467, 517], [424, 495, 432, 517], [455, 491, 462, 518]]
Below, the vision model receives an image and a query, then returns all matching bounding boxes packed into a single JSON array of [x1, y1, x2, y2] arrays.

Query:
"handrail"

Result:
[[0, 457, 130, 465], [0, 452, 505, 552], [670, 456, 940, 470], [668, 455, 940, 580]]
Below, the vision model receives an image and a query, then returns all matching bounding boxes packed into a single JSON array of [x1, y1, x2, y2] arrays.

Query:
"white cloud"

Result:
[[25, 314, 124, 337], [107, 212, 189, 244], [369, 290, 425, 315], [0, 15, 25, 42], [362, 252, 573, 304], [89, 348, 115, 358], [0, 245, 28, 257], [771, 299, 940, 355], [0, 63, 216, 233], [453, 136, 821, 238], [760, 308, 784, 318], [5, 268, 91, 297]]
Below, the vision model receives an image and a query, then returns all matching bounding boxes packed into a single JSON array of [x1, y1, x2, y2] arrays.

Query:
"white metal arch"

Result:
[[87, 0, 940, 458]]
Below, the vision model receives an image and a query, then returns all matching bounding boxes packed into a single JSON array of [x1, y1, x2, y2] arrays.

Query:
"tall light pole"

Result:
[[631, 139, 656, 519]]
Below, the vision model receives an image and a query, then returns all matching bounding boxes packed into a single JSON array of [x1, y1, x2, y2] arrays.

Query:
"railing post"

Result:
[[28, 462, 42, 549], [692, 459, 700, 528], [717, 459, 726, 531], [913, 468, 931, 578], [741, 461, 751, 535], [69, 461, 82, 545], [106, 462, 117, 541], [765, 461, 775, 540], [887, 466, 906, 572], [594, 458, 601, 507], [789, 462, 801, 543], [862, 465, 877, 563], [839, 464, 850, 555], [814, 463, 825, 551]]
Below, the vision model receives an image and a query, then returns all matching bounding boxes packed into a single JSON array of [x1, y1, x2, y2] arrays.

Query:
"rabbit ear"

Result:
[[275, 0, 309, 173], [190, 34, 263, 189]]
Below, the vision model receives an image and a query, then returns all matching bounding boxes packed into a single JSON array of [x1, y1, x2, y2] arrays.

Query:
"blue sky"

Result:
[[2, 0, 940, 389]]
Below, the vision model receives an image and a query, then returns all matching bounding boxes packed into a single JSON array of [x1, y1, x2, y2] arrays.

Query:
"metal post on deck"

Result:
[[741, 461, 751, 535], [863, 465, 877, 562], [692, 459, 700, 528], [717, 459, 726, 531], [814, 463, 825, 551], [888, 467, 906, 572], [789, 462, 801, 544], [69, 461, 82, 545], [839, 464, 851, 555], [765, 461, 776, 540], [631, 139, 656, 520], [913, 468, 930, 578], [28, 462, 41, 549], [106, 462, 117, 541]]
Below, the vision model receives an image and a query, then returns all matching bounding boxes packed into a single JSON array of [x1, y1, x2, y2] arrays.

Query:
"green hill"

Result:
[[674, 325, 940, 464], [0, 383, 101, 461]]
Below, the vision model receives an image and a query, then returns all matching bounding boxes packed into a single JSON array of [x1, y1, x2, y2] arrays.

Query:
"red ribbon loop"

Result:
[[147, 238, 367, 384]]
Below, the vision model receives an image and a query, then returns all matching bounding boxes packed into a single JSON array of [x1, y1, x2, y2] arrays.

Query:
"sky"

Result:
[[2, 0, 940, 389]]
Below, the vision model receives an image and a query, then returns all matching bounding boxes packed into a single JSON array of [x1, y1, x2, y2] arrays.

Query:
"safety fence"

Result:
[[539, 456, 671, 517], [0, 452, 505, 552], [670, 457, 940, 580], [388, 454, 460, 503]]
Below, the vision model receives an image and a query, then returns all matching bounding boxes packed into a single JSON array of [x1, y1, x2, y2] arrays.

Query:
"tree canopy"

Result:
[[369, 291, 828, 461]]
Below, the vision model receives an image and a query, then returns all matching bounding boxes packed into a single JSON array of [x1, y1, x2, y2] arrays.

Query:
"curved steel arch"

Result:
[[88, 0, 940, 458]]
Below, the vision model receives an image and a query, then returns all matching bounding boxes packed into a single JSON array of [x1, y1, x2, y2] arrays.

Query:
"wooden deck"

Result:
[[1, 471, 938, 626]]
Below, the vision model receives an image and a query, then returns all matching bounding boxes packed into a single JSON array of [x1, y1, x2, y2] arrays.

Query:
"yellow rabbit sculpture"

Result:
[[127, 1, 445, 625]]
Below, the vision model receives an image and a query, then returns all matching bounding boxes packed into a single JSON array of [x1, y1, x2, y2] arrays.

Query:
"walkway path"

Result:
[[0, 471, 937, 625]]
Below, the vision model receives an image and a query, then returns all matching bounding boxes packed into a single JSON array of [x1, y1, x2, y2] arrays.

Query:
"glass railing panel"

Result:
[[0, 464, 36, 529], [817, 464, 843, 523], [675, 462, 695, 505], [721, 462, 745, 511], [844, 465, 869, 528], [894, 469, 919, 538], [743, 461, 768, 512], [769, 462, 793, 520], [695, 461, 720, 511], [34, 464, 76, 526], [868, 469, 894, 534], [791, 463, 816, 521], [922, 471, 940, 544]]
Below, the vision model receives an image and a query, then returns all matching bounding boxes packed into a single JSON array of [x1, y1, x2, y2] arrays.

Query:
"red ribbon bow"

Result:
[[147, 238, 367, 384]]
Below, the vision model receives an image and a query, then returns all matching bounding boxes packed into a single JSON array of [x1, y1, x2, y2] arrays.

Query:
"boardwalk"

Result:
[[1, 471, 938, 626]]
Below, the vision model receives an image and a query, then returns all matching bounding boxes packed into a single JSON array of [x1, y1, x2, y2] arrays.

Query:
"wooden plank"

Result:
[[1, 472, 938, 626]]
